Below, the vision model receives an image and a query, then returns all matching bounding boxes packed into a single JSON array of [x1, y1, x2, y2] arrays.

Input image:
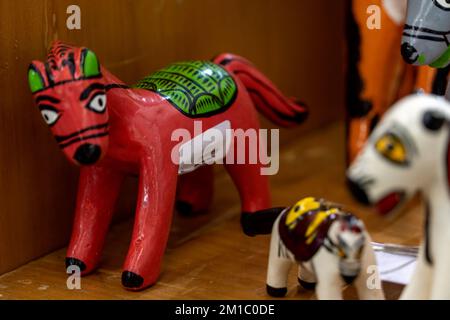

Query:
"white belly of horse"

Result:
[[177, 120, 232, 175]]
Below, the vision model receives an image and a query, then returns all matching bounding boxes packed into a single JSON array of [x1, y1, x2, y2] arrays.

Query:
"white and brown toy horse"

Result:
[[347, 94, 450, 299], [251, 197, 384, 300]]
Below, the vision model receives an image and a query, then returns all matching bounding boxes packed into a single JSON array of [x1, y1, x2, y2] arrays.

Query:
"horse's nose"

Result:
[[401, 42, 419, 64], [74, 143, 101, 165], [346, 177, 370, 205]]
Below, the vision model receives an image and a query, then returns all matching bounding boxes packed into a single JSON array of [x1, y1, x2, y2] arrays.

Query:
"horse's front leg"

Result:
[[266, 220, 293, 297], [121, 149, 178, 290], [66, 166, 125, 275], [354, 236, 385, 300], [298, 263, 317, 290], [400, 242, 433, 300], [313, 249, 343, 300]]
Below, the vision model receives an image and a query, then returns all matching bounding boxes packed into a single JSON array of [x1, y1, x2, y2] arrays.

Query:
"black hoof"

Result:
[[298, 278, 316, 290], [122, 271, 144, 289], [241, 208, 284, 237], [241, 213, 257, 237], [266, 284, 287, 298], [65, 257, 86, 272], [342, 275, 357, 285]]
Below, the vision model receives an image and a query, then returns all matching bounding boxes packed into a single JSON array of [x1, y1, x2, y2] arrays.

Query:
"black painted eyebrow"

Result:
[[35, 95, 61, 104], [80, 83, 105, 101], [38, 104, 59, 112]]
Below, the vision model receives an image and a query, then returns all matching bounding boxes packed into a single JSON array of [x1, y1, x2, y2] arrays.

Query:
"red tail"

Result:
[[214, 53, 308, 127]]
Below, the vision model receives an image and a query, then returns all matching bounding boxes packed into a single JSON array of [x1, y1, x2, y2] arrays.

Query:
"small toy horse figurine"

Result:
[[28, 41, 307, 290], [347, 94, 450, 299], [267, 198, 383, 300], [244, 197, 384, 300]]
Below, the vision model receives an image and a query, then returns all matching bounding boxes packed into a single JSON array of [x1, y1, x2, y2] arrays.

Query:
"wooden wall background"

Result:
[[0, 0, 346, 275]]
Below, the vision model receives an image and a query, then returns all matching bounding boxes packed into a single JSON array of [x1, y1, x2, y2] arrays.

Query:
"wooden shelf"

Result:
[[0, 122, 421, 299]]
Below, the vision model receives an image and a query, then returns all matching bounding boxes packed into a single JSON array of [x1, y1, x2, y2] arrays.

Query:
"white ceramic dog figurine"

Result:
[[347, 94, 450, 299], [264, 197, 384, 300]]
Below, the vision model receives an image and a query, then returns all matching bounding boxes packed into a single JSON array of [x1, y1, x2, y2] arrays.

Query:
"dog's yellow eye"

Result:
[[375, 133, 408, 165]]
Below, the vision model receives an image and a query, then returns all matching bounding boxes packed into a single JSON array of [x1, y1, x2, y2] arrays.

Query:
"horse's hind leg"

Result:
[[266, 218, 293, 297], [298, 264, 317, 290], [176, 165, 214, 216], [224, 161, 271, 236]]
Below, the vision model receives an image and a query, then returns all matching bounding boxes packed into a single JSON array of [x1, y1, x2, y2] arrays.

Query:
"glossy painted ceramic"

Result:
[[346, 0, 444, 164], [243, 197, 384, 300], [28, 41, 308, 291], [402, 0, 450, 68], [348, 94, 450, 299]]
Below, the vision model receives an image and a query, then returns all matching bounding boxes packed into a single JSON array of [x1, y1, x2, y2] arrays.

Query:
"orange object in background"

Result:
[[346, 0, 442, 165]]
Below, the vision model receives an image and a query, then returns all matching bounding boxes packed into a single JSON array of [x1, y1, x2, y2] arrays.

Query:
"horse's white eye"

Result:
[[87, 93, 107, 113], [435, 0, 450, 10], [41, 109, 60, 126]]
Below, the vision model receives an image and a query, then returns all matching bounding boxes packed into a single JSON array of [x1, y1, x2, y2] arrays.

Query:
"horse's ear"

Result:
[[28, 62, 45, 93], [423, 111, 446, 131], [423, 110, 450, 188], [81, 48, 100, 78]]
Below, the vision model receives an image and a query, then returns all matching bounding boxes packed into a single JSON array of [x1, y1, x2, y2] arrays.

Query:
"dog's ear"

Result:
[[423, 110, 450, 189], [423, 111, 446, 131]]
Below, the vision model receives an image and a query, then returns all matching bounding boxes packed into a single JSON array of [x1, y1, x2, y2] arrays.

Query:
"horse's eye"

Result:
[[375, 133, 408, 165], [87, 93, 107, 113], [41, 109, 60, 126], [435, 0, 450, 10]]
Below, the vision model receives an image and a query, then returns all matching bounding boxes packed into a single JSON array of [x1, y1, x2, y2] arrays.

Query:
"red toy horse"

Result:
[[28, 41, 307, 290]]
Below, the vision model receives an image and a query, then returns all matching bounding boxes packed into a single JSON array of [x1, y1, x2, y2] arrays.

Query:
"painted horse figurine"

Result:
[[254, 197, 383, 300], [401, 0, 450, 98], [28, 41, 308, 290], [347, 94, 450, 299]]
